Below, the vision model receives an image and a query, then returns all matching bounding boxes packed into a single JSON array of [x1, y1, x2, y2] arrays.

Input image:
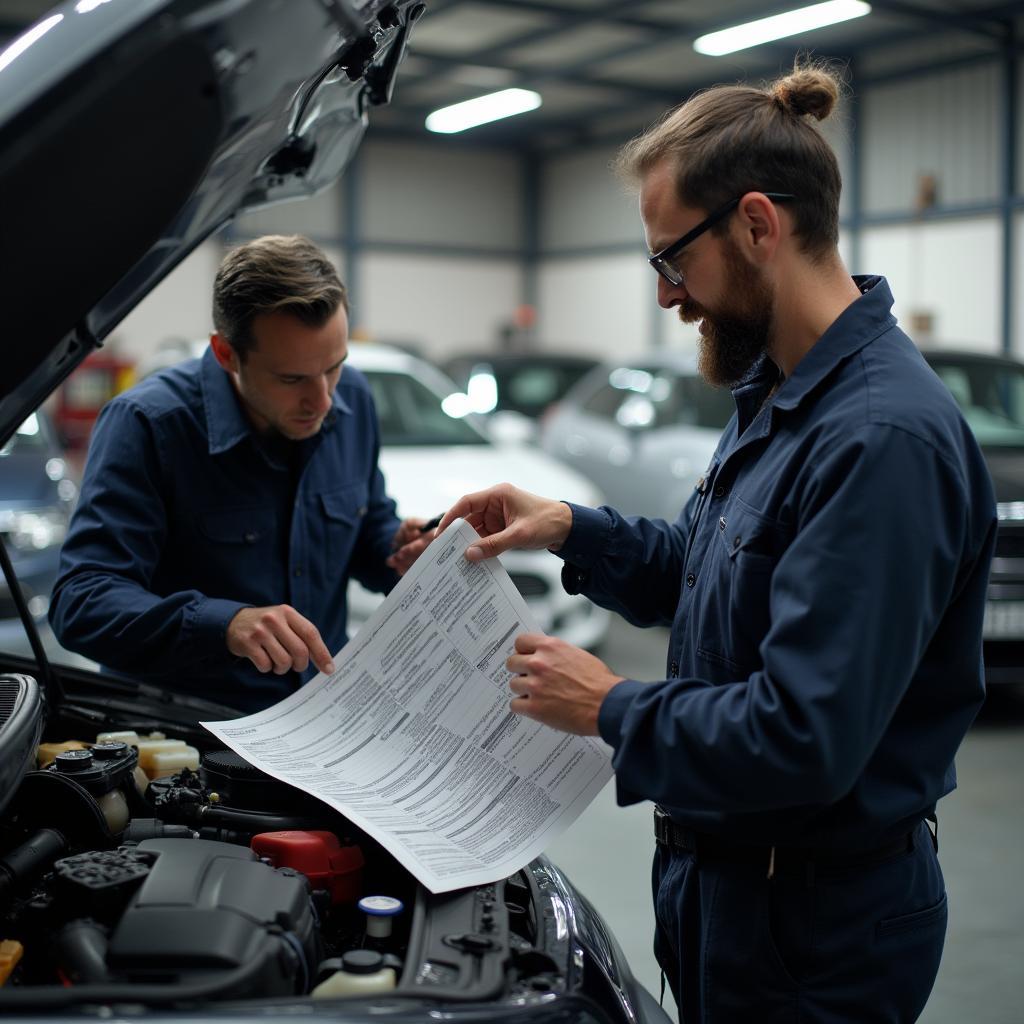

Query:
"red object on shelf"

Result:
[[55, 352, 137, 451], [251, 831, 365, 904]]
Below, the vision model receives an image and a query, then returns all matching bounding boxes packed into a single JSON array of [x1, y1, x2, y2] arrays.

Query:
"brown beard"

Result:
[[678, 237, 775, 388]]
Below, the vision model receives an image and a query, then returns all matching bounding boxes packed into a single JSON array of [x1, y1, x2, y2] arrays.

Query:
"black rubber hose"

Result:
[[53, 920, 110, 984], [0, 828, 66, 907]]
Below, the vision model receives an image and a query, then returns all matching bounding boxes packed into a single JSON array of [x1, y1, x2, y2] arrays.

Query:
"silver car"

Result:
[[541, 353, 735, 521]]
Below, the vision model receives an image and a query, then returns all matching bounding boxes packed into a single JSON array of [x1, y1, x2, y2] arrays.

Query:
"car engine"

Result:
[[0, 673, 568, 1009]]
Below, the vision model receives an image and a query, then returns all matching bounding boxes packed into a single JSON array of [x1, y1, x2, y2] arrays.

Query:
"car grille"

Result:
[[509, 573, 550, 599], [0, 677, 22, 730], [989, 522, 1024, 601]]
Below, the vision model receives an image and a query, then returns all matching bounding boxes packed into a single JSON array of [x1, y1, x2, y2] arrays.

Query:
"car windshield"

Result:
[[493, 361, 598, 418], [363, 369, 488, 447], [927, 357, 1024, 448], [585, 366, 735, 432]]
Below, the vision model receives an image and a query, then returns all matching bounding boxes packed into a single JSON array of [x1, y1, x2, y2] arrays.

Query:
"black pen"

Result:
[[420, 513, 444, 533]]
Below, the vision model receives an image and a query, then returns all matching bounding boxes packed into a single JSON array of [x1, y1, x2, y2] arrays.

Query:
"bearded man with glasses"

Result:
[[398, 63, 996, 1023]]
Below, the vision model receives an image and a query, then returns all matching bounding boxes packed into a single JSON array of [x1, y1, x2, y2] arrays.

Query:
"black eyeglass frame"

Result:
[[648, 192, 796, 287]]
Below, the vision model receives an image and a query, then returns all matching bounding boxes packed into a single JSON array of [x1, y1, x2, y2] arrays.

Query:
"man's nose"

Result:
[[304, 375, 332, 411], [657, 275, 687, 310]]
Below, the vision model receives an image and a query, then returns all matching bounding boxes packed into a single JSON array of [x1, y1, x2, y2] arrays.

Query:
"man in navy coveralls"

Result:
[[423, 66, 996, 1022]]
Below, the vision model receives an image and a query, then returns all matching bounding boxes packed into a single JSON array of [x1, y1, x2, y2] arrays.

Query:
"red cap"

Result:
[[251, 831, 365, 905]]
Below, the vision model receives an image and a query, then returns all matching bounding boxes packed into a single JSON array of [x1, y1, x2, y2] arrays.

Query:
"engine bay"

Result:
[[0, 673, 567, 1010]]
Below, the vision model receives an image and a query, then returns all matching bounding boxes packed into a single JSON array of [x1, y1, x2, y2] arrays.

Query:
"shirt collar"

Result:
[[770, 274, 896, 412], [199, 346, 353, 457]]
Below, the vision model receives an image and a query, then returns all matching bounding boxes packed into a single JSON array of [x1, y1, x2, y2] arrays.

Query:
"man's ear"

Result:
[[210, 333, 240, 373], [735, 192, 782, 263]]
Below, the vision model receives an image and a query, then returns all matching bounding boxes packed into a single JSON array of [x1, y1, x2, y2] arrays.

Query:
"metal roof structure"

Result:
[[1, 0, 1020, 152]]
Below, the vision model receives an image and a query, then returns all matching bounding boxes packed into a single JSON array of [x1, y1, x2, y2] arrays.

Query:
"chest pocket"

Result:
[[192, 505, 278, 593], [320, 483, 369, 569], [199, 506, 276, 547], [696, 497, 793, 676]]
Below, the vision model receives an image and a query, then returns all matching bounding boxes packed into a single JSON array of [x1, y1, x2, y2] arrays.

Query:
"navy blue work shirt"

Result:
[[558, 277, 996, 848], [49, 348, 401, 713]]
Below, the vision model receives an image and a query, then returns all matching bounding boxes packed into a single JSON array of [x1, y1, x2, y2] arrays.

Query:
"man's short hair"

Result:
[[616, 62, 845, 260], [212, 235, 348, 358]]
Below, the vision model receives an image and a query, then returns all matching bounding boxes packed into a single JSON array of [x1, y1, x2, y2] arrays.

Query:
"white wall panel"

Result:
[[359, 253, 522, 360], [860, 217, 1001, 352], [861, 63, 1002, 214], [232, 185, 344, 241], [360, 141, 524, 250], [536, 254, 651, 359], [540, 144, 641, 253], [109, 240, 225, 362]]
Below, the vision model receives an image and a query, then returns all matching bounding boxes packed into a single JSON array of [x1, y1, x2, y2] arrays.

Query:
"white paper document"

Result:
[[202, 519, 613, 893]]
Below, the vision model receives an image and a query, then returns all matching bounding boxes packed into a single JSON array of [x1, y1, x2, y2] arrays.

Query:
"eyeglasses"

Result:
[[647, 192, 796, 287]]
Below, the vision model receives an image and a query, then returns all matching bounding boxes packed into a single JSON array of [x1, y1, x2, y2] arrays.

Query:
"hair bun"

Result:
[[771, 66, 840, 121]]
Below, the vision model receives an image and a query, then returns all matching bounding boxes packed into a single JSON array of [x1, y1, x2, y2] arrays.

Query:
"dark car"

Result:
[[441, 352, 600, 443], [924, 351, 1024, 686], [0, 3, 668, 1022], [0, 410, 77, 644]]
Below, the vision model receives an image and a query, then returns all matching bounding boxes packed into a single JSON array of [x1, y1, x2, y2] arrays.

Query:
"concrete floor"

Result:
[[547, 617, 1024, 1023]]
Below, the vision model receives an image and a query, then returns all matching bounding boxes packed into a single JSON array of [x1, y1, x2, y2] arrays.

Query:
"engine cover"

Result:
[[105, 838, 317, 997]]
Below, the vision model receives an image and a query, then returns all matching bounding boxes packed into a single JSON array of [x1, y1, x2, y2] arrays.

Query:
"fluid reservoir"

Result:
[[310, 950, 396, 998], [358, 895, 404, 948]]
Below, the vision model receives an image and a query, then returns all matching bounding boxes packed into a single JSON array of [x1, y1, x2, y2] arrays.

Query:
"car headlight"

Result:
[[0, 508, 69, 552]]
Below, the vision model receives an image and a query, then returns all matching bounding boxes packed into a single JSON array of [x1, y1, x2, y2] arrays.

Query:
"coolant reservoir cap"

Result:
[[358, 895, 403, 916], [341, 950, 385, 974], [92, 742, 129, 760], [55, 749, 94, 772]]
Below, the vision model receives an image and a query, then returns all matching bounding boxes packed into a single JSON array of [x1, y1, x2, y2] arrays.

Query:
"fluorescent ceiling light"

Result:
[[426, 88, 541, 134], [694, 0, 870, 56]]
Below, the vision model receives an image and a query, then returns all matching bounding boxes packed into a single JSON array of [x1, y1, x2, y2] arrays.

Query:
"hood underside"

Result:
[[0, 0, 424, 446]]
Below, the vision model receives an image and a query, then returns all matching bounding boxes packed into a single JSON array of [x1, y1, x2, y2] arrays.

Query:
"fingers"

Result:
[[386, 533, 432, 575], [390, 517, 429, 551], [285, 607, 335, 675], [436, 488, 498, 535], [227, 606, 335, 677]]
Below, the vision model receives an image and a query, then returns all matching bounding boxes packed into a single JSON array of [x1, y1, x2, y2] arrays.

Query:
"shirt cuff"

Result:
[[597, 678, 646, 748], [184, 596, 249, 655], [554, 502, 614, 570]]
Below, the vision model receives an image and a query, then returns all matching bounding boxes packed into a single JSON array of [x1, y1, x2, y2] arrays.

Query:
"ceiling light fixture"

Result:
[[693, 0, 871, 56], [425, 88, 541, 134]]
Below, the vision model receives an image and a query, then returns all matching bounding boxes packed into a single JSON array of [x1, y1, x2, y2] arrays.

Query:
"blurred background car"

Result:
[[347, 343, 611, 651], [540, 352, 735, 521], [441, 351, 600, 444], [924, 350, 1024, 686], [0, 410, 78, 642]]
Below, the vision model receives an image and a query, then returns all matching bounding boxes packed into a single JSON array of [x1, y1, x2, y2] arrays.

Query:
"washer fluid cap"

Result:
[[93, 742, 129, 759], [341, 949, 385, 974], [55, 749, 94, 772], [358, 895, 403, 916]]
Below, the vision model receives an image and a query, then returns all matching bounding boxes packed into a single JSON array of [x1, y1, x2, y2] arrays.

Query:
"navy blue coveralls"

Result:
[[50, 348, 401, 713], [557, 278, 996, 1022]]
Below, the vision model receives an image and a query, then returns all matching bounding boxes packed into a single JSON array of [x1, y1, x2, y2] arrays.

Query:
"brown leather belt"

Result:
[[653, 806, 916, 877]]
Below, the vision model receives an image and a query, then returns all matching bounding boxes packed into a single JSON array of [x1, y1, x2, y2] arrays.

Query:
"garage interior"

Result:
[[1, 0, 1023, 1020]]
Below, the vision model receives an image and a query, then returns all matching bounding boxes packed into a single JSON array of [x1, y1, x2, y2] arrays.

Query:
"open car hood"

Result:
[[0, 0, 424, 447]]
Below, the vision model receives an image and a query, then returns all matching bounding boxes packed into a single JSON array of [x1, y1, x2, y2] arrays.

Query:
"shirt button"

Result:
[[670, 661, 679, 677], [733, 536, 742, 549], [293, 568, 303, 578], [719, 516, 727, 531], [686, 573, 696, 587], [244, 531, 257, 544], [714, 485, 726, 499]]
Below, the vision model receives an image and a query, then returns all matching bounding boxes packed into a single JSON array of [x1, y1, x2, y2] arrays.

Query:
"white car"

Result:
[[541, 352, 735, 522], [347, 344, 611, 651]]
